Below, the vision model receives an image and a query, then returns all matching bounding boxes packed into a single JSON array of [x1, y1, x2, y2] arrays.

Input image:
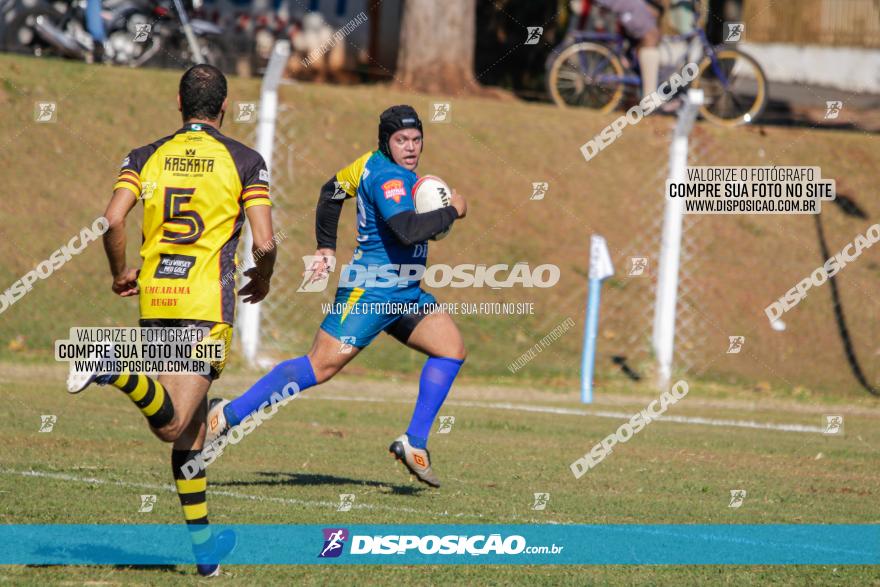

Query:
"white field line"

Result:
[[0, 469, 555, 524], [0, 394, 820, 525], [307, 395, 825, 434]]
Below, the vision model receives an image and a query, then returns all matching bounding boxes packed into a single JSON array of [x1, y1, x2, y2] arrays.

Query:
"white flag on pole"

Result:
[[589, 235, 614, 281]]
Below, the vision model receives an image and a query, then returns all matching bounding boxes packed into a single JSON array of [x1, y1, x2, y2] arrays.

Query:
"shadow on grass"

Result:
[[112, 564, 182, 572], [212, 471, 425, 496], [27, 543, 185, 573], [27, 564, 182, 572]]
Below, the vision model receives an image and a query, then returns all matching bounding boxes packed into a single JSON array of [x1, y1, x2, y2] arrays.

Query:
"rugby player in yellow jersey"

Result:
[[65, 64, 276, 577]]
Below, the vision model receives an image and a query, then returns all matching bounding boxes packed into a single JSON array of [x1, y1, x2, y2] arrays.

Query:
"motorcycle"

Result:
[[1, 0, 230, 70]]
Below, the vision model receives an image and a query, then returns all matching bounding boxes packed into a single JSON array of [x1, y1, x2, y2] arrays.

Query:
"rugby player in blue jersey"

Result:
[[207, 106, 467, 487]]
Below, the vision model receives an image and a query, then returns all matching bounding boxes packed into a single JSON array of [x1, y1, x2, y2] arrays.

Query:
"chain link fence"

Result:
[[600, 117, 879, 394], [245, 80, 879, 394]]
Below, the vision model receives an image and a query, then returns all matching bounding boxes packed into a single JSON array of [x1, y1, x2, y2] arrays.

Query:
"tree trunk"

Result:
[[396, 0, 478, 94]]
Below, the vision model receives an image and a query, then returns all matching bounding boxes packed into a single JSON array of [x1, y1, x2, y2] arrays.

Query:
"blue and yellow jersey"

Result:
[[333, 151, 372, 199], [114, 123, 271, 324], [320, 151, 438, 347], [349, 152, 423, 284]]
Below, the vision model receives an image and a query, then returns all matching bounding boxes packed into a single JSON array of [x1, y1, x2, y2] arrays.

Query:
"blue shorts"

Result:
[[320, 287, 438, 348]]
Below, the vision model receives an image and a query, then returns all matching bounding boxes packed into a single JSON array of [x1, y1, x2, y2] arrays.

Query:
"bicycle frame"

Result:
[[564, 24, 732, 93]]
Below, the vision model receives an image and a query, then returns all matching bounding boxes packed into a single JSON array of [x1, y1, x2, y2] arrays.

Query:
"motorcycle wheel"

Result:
[[2, 5, 69, 56]]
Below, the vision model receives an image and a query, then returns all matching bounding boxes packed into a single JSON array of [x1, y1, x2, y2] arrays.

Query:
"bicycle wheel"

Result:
[[548, 42, 625, 113], [692, 48, 768, 127]]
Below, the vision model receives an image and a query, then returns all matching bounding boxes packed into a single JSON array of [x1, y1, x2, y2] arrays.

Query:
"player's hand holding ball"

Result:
[[450, 189, 467, 219], [413, 175, 466, 240]]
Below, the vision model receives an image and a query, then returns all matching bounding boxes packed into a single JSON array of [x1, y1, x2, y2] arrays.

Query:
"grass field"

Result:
[[1, 363, 878, 584], [1, 54, 879, 584]]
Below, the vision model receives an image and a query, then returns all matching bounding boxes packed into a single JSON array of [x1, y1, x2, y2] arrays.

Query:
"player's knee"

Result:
[[313, 366, 337, 384], [307, 354, 340, 384], [152, 421, 183, 443], [447, 342, 467, 362]]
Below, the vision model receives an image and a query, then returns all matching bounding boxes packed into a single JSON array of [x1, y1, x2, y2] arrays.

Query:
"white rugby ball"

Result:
[[413, 175, 453, 240]]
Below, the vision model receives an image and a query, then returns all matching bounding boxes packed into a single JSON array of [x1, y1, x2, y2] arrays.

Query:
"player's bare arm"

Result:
[[239, 204, 276, 304], [102, 187, 140, 297]]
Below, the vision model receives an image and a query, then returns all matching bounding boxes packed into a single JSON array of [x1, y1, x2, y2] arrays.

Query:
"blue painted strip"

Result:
[[1, 525, 877, 565], [581, 278, 602, 403]]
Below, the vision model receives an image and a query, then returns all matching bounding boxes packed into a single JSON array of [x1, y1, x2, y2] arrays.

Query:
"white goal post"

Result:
[[237, 40, 290, 366], [652, 88, 703, 388]]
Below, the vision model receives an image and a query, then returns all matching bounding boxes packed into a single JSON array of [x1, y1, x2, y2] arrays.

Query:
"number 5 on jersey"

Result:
[[161, 187, 205, 245]]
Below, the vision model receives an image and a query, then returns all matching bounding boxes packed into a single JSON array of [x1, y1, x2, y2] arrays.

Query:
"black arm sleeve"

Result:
[[384, 207, 459, 246], [315, 177, 345, 249]]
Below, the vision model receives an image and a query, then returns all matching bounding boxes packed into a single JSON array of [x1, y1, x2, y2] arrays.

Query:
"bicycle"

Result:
[[547, 0, 768, 127]]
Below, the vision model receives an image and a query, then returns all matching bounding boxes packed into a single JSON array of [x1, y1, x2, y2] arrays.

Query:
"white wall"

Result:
[[740, 42, 880, 94]]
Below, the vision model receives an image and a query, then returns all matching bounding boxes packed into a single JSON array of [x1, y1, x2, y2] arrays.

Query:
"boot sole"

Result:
[[388, 442, 440, 488]]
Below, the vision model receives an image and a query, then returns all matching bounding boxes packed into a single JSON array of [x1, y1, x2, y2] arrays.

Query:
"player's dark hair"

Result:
[[378, 105, 423, 159], [179, 64, 227, 121]]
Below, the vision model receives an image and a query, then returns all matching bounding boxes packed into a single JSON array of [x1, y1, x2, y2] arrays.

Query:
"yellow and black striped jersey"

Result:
[[114, 123, 271, 324]]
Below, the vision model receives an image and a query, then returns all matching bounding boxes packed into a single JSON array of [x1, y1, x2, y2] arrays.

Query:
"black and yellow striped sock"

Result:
[[106, 373, 175, 428], [171, 449, 214, 561]]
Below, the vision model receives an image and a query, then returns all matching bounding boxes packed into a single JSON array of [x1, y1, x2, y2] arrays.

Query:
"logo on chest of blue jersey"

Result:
[[382, 179, 407, 203]]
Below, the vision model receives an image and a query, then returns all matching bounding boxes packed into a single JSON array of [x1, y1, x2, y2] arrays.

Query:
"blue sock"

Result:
[[406, 357, 464, 449], [224, 356, 317, 426]]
